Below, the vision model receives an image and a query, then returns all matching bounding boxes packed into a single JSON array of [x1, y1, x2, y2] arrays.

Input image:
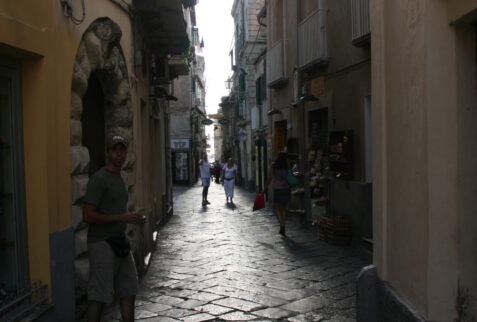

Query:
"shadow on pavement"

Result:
[[226, 202, 237, 209]]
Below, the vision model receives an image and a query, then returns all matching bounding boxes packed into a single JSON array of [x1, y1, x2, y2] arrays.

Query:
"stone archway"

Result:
[[69, 17, 134, 315]]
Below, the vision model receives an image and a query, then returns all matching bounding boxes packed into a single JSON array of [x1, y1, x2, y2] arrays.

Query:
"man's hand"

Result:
[[122, 212, 146, 226]]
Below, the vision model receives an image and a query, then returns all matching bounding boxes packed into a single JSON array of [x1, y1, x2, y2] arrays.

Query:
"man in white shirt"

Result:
[[199, 153, 211, 206]]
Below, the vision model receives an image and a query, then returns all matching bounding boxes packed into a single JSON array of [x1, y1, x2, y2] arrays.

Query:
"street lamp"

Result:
[[225, 77, 233, 90]]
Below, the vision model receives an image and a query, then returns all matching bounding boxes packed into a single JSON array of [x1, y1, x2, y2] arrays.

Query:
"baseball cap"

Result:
[[107, 134, 128, 148]]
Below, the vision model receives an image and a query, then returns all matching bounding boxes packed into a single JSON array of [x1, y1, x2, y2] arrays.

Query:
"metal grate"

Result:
[[0, 282, 48, 322]]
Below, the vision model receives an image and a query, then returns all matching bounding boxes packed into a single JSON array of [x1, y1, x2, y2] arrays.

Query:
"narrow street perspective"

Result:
[[1, 1, 477, 321], [103, 183, 370, 321]]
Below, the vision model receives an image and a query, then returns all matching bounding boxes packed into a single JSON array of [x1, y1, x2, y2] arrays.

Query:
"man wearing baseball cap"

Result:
[[83, 133, 144, 322]]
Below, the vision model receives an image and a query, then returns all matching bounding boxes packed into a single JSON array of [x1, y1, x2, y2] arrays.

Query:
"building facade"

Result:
[[265, 0, 372, 247], [357, 1, 477, 321], [228, 0, 267, 191], [0, 0, 192, 320], [170, 8, 207, 185]]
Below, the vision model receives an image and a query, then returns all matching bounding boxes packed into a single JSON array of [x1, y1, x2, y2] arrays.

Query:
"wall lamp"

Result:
[[291, 94, 320, 108], [267, 108, 282, 116], [299, 94, 320, 102]]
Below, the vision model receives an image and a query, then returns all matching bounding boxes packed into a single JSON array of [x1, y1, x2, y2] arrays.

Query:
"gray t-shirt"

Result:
[[84, 167, 128, 243]]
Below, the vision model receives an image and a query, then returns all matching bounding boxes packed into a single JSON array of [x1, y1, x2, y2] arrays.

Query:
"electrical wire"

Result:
[[63, 0, 85, 25]]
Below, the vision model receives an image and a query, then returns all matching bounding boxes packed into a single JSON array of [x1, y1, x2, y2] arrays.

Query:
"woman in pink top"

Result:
[[263, 152, 290, 236]]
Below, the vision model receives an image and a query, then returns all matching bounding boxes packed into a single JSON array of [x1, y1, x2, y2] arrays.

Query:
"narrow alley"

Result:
[[104, 183, 370, 321]]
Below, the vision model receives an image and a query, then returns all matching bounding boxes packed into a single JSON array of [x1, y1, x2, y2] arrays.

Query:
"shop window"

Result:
[[0, 60, 29, 306]]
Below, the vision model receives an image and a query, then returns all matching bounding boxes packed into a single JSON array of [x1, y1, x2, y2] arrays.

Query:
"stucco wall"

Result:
[[371, 0, 477, 320], [0, 0, 129, 293], [455, 23, 477, 321]]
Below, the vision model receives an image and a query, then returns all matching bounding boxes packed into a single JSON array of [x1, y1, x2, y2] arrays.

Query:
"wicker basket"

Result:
[[317, 216, 351, 245]]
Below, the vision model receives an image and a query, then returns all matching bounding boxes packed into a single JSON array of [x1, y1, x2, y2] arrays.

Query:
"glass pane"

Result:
[[0, 75, 19, 299]]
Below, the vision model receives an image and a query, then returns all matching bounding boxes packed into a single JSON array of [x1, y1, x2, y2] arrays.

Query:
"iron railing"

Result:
[[351, 0, 370, 45], [298, 8, 327, 69], [0, 282, 48, 322]]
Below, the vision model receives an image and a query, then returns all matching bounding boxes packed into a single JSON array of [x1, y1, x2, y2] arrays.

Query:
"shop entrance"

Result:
[[172, 151, 189, 184], [255, 138, 268, 192], [274, 120, 287, 156]]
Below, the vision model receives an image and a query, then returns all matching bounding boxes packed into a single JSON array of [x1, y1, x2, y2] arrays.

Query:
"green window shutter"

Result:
[[261, 75, 266, 100], [191, 76, 196, 93], [256, 77, 262, 106], [234, 100, 239, 118], [239, 73, 245, 100]]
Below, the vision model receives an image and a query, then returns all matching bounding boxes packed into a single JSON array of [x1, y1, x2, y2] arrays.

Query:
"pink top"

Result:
[[273, 169, 289, 189]]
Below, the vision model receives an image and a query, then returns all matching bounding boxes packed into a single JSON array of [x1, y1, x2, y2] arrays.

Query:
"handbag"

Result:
[[253, 193, 265, 211], [287, 171, 298, 188], [106, 235, 130, 257]]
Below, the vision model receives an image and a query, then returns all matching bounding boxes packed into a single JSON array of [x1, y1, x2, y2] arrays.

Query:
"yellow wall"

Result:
[[0, 0, 133, 296]]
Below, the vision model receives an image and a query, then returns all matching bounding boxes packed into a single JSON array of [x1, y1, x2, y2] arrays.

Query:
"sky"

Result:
[[195, 0, 234, 115], [195, 0, 235, 157]]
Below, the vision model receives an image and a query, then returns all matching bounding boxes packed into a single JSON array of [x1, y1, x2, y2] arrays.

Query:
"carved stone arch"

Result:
[[69, 17, 134, 313]]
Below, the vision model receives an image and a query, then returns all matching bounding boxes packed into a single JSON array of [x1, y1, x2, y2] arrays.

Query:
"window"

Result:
[[239, 73, 246, 100], [0, 59, 29, 303]]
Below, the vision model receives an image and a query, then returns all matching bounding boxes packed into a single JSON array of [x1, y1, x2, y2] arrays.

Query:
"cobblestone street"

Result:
[[106, 182, 371, 321]]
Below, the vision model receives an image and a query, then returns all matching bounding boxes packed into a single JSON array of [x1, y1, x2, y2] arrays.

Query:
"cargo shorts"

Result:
[[87, 241, 138, 303]]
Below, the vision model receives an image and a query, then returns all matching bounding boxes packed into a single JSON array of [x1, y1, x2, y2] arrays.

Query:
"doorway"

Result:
[[81, 73, 105, 175], [0, 61, 28, 299], [172, 151, 189, 183]]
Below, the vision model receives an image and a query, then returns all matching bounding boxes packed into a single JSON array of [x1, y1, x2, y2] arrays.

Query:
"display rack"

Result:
[[328, 130, 353, 178]]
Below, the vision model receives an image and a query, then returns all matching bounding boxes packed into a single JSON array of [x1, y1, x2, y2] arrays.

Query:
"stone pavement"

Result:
[[103, 182, 371, 321]]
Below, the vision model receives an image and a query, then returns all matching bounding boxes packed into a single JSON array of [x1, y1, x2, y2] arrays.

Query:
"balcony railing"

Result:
[[298, 8, 327, 69], [168, 55, 190, 78], [266, 41, 287, 87], [351, 0, 370, 46]]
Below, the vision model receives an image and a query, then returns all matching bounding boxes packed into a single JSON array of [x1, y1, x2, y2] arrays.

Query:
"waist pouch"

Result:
[[224, 177, 235, 181], [106, 235, 130, 257]]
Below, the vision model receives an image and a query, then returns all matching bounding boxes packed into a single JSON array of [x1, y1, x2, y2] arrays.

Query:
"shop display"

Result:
[[328, 130, 353, 177], [308, 129, 353, 246]]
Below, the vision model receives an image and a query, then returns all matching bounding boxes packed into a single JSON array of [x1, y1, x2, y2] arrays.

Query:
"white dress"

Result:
[[222, 164, 237, 198]]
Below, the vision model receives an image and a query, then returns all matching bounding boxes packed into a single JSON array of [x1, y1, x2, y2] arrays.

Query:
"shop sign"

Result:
[[201, 118, 214, 125], [311, 76, 325, 97], [218, 118, 230, 125], [171, 139, 190, 150]]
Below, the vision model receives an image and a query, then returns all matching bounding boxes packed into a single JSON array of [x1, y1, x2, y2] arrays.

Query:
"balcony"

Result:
[[351, 0, 370, 47], [168, 55, 190, 78], [134, 0, 189, 55], [298, 9, 327, 70], [266, 41, 287, 88]]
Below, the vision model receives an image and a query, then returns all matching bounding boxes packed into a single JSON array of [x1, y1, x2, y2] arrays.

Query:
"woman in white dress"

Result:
[[221, 158, 238, 204]]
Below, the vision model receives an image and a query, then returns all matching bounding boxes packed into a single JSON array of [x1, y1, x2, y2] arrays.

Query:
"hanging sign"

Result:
[[201, 118, 214, 125], [311, 76, 325, 97]]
